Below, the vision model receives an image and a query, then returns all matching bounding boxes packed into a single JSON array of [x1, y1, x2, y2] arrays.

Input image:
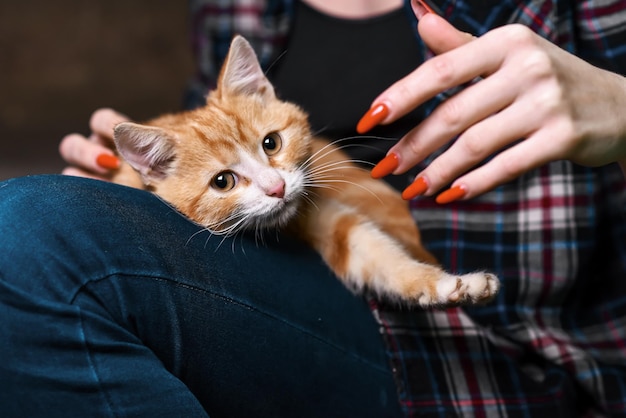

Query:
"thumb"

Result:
[[417, 13, 475, 55]]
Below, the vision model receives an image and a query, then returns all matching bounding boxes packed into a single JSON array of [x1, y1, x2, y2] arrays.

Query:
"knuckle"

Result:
[[458, 129, 486, 160], [395, 83, 415, 108], [499, 25, 557, 80], [522, 50, 555, 80], [501, 24, 536, 48], [549, 119, 580, 157], [528, 79, 566, 118], [58, 133, 102, 169], [406, 136, 424, 161], [58, 133, 82, 158], [496, 152, 525, 181], [560, 118, 579, 145], [436, 98, 464, 128], [425, 158, 455, 189], [430, 56, 455, 85], [400, 129, 427, 163]]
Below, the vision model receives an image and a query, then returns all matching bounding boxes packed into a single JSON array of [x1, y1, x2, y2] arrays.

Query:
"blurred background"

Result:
[[0, 0, 194, 180]]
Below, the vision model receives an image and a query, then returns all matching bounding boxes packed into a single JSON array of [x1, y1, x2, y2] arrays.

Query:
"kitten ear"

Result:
[[217, 35, 275, 100], [113, 122, 177, 184]]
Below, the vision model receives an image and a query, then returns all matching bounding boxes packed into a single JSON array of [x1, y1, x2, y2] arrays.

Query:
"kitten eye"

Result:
[[262, 132, 282, 156], [211, 171, 237, 191]]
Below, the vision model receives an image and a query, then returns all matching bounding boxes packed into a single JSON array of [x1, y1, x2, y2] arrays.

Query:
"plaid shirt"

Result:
[[188, 0, 626, 416]]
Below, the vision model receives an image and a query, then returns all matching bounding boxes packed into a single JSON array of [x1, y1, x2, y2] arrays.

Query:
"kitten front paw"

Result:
[[430, 272, 500, 306]]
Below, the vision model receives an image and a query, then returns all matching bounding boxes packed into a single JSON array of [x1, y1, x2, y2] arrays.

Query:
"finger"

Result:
[[59, 133, 118, 175], [88, 132, 110, 147], [389, 70, 518, 174], [417, 12, 475, 55], [370, 32, 506, 126], [89, 108, 130, 141], [61, 166, 111, 182], [449, 129, 565, 200], [417, 97, 544, 194], [357, 15, 475, 135]]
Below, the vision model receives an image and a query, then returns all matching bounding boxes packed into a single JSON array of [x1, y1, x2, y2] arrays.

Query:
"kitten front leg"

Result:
[[297, 201, 499, 307], [345, 221, 499, 306]]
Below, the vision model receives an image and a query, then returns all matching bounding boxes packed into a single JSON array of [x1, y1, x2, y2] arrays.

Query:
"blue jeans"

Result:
[[0, 175, 401, 417]]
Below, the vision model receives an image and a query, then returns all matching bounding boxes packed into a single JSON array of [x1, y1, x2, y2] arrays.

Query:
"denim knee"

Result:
[[0, 175, 195, 301]]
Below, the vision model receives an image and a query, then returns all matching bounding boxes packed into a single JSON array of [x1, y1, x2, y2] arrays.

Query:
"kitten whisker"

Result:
[[349, 135, 398, 141], [197, 211, 250, 253], [238, 235, 247, 256], [304, 179, 383, 204], [298, 135, 374, 171], [298, 139, 342, 171], [210, 215, 252, 252], [321, 143, 383, 162], [299, 135, 395, 172], [186, 227, 211, 246], [232, 231, 244, 255], [306, 163, 368, 178], [254, 223, 267, 247], [264, 49, 289, 76], [300, 192, 320, 211], [304, 155, 376, 176], [206, 213, 245, 235], [303, 183, 343, 194]]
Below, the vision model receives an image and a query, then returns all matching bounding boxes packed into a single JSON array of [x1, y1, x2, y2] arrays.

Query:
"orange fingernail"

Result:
[[96, 153, 120, 170], [356, 103, 389, 134], [436, 185, 466, 204], [402, 177, 428, 200], [371, 153, 399, 179], [414, 0, 436, 15]]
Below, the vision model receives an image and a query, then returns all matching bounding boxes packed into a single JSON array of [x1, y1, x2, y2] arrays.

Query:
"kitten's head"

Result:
[[114, 36, 313, 234]]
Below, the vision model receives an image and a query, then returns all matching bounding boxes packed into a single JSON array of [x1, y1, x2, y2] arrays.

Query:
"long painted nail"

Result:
[[371, 153, 399, 179], [415, 0, 436, 14], [412, 0, 434, 18], [402, 177, 428, 200], [436, 185, 466, 204], [96, 153, 120, 170], [357, 103, 389, 134]]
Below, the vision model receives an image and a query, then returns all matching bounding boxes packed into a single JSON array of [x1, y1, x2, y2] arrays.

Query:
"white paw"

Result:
[[434, 272, 500, 306]]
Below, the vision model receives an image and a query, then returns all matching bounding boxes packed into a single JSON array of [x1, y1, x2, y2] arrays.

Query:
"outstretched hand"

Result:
[[359, 12, 626, 203]]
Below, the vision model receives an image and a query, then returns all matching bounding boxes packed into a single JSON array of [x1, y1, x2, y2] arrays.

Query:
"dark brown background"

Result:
[[0, 1, 194, 180]]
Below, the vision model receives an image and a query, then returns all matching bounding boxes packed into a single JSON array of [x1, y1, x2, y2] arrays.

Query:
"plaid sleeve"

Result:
[[377, 163, 626, 417], [375, 1, 626, 417], [574, 0, 626, 73], [185, 0, 292, 109]]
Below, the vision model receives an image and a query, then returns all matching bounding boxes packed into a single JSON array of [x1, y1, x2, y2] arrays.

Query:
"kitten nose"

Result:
[[267, 180, 286, 199]]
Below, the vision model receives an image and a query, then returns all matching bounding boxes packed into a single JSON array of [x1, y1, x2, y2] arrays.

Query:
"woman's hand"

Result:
[[360, 12, 626, 203], [59, 108, 129, 181]]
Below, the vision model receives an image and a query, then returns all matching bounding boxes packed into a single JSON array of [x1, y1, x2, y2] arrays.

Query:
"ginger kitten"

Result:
[[112, 36, 499, 307]]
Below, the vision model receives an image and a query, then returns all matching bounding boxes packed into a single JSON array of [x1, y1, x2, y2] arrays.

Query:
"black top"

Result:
[[268, 1, 423, 189]]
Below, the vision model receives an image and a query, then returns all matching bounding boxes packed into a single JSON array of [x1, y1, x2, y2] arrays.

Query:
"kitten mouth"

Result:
[[258, 196, 300, 228], [237, 181, 305, 231], [209, 198, 299, 236]]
